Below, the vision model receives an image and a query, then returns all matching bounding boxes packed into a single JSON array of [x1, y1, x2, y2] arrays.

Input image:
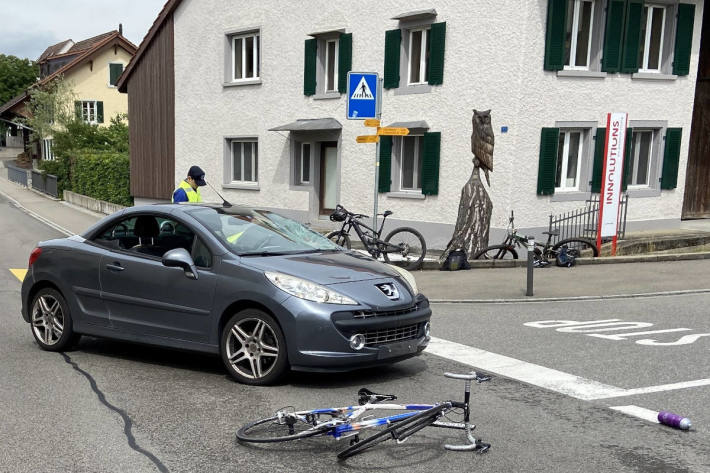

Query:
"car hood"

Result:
[[238, 250, 401, 285]]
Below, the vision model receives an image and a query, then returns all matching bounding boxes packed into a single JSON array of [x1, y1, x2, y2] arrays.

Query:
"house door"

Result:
[[319, 142, 338, 215]]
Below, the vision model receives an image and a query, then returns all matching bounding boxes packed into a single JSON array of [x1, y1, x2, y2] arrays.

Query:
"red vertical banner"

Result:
[[596, 113, 628, 256]]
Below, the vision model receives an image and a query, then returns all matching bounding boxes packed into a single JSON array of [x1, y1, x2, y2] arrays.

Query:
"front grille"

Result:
[[353, 305, 418, 319], [364, 323, 420, 346]]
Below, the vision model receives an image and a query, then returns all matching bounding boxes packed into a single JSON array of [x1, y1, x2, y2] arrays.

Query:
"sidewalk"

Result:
[[2, 173, 710, 302]]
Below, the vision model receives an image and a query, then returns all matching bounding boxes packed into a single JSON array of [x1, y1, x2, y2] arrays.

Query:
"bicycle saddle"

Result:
[[358, 388, 397, 405]]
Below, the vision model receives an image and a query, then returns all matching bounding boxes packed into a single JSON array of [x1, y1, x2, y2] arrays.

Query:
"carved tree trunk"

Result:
[[439, 167, 492, 264]]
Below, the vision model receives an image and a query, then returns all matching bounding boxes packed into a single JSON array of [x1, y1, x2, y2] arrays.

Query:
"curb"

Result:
[[428, 288, 710, 304]]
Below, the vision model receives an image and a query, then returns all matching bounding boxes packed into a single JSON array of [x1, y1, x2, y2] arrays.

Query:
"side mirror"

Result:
[[162, 248, 199, 280]]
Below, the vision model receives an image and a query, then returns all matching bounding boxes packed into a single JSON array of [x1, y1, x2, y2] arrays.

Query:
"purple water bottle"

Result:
[[657, 411, 692, 430]]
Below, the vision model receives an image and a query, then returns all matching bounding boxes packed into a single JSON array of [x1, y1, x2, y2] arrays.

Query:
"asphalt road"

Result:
[[1, 193, 709, 472]]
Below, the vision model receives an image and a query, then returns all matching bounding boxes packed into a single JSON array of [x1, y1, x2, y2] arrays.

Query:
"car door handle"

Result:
[[105, 262, 125, 272]]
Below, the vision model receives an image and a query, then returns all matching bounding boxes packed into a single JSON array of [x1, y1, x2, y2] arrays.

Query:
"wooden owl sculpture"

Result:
[[472, 109, 494, 186]]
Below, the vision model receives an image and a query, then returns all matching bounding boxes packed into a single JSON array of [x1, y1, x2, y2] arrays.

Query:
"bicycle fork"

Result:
[[443, 374, 491, 452]]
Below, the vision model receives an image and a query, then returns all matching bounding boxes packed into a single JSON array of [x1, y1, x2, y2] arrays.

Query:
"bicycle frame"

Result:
[[335, 213, 396, 257]]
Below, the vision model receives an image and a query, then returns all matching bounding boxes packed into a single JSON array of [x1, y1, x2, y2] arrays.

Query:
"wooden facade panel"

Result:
[[127, 14, 174, 200]]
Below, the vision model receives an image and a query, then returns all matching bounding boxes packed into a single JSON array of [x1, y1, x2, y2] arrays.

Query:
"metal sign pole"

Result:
[[373, 77, 383, 232]]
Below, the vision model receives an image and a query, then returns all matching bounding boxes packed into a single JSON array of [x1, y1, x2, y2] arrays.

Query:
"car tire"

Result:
[[30, 287, 80, 351], [220, 309, 288, 385]]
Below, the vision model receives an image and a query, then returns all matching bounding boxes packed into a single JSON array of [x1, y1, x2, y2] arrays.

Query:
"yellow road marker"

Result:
[[9, 269, 27, 282]]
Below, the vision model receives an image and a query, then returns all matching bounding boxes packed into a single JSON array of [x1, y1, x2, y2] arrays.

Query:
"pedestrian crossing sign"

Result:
[[347, 72, 379, 120]]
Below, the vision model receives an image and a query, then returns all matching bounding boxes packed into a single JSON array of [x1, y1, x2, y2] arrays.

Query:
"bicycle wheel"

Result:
[[473, 245, 519, 260], [237, 412, 339, 443], [382, 227, 427, 270], [552, 238, 599, 258], [337, 405, 445, 460], [326, 231, 352, 250]]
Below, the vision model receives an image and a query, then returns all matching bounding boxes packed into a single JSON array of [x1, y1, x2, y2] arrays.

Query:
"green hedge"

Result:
[[71, 150, 132, 207], [39, 157, 73, 197]]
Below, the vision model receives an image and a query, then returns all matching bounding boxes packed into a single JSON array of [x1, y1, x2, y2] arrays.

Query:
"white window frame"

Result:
[[627, 129, 655, 189], [564, 0, 595, 70], [42, 138, 54, 161], [230, 139, 258, 183], [407, 27, 429, 85], [300, 142, 311, 184], [639, 5, 666, 73], [108, 62, 124, 87], [397, 135, 423, 192], [82, 100, 97, 124], [232, 32, 260, 82], [324, 39, 339, 93], [555, 129, 585, 192]]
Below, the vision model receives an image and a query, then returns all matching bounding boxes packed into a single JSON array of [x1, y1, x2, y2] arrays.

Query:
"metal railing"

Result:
[[547, 194, 628, 244], [30, 169, 59, 198], [6, 164, 28, 187]]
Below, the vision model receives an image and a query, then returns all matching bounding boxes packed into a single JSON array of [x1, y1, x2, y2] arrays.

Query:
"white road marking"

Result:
[[600, 379, 710, 399], [609, 405, 660, 424]]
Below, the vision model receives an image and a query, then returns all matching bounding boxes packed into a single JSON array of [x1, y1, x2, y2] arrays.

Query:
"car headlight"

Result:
[[387, 264, 418, 296], [265, 271, 357, 305]]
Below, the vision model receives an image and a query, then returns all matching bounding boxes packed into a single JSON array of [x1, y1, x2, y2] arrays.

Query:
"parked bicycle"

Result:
[[236, 371, 491, 459], [474, 211, 599, 264], [326, 205, 427, 270]]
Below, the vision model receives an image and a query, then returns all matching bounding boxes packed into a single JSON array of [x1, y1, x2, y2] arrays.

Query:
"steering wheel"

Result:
[[112, 223, 128, 238], [160, 221, 175, 234]]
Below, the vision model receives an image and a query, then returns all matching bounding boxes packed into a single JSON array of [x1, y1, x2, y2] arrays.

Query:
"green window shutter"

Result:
[[537, 128, 560, 195], [378, 136, 392, 193], [303, 38, 317, 96], [74, 101, 82, 120], [427, 22, 446, 85], [421, 132, 441, 195], [109, 63, 123, 86], [622, 128, 633, 191], [97, 101, 104, 124], [544, 0, 568, 70], [591, 128, 607, 193], [673, 3, 695, 76], [620, 0, 644, 73], [338, 33, 352, 93], [661, 128, 683, 189], [601, 0, 626, 72], [383, 29, 401, 89]]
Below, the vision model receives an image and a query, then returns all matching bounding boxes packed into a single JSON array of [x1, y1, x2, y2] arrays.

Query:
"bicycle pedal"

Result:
[[349, 435, 360, 446], [476, 441, 491, 453]]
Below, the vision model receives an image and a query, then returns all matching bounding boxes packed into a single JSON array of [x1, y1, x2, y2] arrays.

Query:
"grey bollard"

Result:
[[526, 236, 535, 296]]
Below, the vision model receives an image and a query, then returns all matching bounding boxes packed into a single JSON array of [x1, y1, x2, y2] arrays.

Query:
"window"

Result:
[[408, 28, 429, 85], [231, 140, 258, 183], [232, 32, 260, 81], [564, 0, 594, 69], [555, 130, 585, 191], [324, 40, 338, 92], [627, 129, 655, 188], [109, 63, 124, 87], [42, 139, 54, 161], [82, 101, 97, 123], [394, 135, 424, 191], [294, 142, 311, 185], [638, 5, 666, 72]]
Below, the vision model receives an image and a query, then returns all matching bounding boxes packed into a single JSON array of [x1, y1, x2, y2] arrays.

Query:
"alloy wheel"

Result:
[[31, 295, 64, 346], [225, 318, 280, 380]]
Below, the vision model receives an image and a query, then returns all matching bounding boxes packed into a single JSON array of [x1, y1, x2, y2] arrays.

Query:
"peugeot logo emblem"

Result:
[[376, 283, 400, 300]]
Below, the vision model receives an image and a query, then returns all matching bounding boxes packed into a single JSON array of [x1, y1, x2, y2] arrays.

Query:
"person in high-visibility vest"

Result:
[[172, 166, 206, 203]]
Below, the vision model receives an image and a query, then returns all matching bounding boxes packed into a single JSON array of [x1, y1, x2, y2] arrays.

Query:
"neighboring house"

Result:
[[0, 27, 137, 161], [119, 0, 706, 247]]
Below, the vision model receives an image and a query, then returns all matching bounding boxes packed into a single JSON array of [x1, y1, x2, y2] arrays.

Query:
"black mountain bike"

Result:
[[326, 205, 427, 270], [474, 210, 599, 264]]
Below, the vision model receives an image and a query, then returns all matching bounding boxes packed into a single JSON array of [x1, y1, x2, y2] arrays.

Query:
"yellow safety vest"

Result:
[[172, 180, 201, 203]]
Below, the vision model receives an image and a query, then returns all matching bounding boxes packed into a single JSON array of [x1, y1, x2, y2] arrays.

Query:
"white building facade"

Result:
[[171, 0, 703, 248]]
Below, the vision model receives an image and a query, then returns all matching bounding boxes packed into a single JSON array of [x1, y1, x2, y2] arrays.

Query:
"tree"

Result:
[[0, 54, 38, 105], [24, 76, 76, 142]]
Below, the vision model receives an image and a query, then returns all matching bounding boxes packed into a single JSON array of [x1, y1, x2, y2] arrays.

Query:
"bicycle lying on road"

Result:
[[326, 205, 427, 270], [236, 371, 491, 460], [474, 210, 599, 265]]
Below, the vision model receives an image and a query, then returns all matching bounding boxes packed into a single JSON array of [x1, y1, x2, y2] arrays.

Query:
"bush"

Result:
[[71, 150, 132, 207]]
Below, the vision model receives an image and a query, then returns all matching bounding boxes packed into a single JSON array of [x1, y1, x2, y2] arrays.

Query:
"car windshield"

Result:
[[189, 207, 341, 256]]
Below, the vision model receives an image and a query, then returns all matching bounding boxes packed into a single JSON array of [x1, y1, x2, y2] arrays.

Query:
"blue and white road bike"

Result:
[[236, 372, 491, 459]]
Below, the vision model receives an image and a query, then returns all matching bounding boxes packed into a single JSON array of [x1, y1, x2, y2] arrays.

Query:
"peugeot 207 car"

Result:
[[21, 203, 432, 385]]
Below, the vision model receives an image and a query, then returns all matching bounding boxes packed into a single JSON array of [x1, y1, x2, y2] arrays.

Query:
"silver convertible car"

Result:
[[21, 203, 432, 385]]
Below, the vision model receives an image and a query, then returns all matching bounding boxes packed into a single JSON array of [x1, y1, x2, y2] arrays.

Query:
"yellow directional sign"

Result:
[[356, 135, 379, 143], [378, 127, 409, 136], [364, 119, 381, 127]]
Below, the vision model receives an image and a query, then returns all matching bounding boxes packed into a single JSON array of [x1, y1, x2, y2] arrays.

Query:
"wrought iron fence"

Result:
[[6, 164, 28, 187], [547, 194, 628, 244], [30, 170, 59, 198]]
